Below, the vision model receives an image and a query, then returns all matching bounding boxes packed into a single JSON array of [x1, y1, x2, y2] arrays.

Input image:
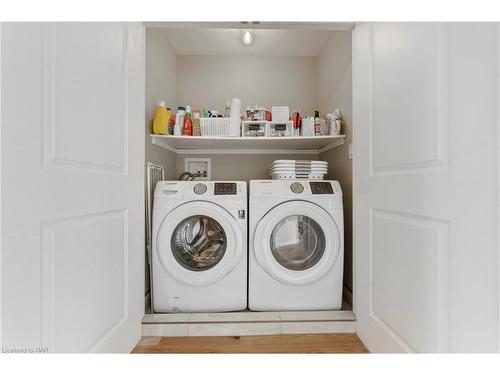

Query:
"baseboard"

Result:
[[142, 309, 357, 337], [142, 321, 357, 337]]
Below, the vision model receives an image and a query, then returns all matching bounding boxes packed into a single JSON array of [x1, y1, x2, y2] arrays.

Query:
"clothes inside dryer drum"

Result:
[[171, 215, 227, 271], [270, 215, 326, 271]]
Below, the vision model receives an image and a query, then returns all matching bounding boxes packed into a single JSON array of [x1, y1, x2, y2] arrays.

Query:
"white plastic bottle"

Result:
[[174, 106, 186, 136]]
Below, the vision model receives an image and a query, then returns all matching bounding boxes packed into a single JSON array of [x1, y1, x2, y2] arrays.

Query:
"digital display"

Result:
[[249, 124, 261, 131], [274, 124, 287, 131], [309, 182, 334, 194], [214, 183, 237, 195]]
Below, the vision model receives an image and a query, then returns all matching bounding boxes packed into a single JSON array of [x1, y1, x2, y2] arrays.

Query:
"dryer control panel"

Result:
[[250, 180, 341, 197], [309, 181, 334, 194]]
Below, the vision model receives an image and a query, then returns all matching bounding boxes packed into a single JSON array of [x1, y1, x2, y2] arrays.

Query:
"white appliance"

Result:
[[249, 180, 344, 311], [152, 180, 247, 312]]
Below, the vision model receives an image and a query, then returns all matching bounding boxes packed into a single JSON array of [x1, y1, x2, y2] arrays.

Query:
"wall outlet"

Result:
[[185, 158, 211, 180]]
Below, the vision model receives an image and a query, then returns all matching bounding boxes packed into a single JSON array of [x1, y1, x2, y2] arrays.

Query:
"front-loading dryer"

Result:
[[249, 180, 344, 311], [152, 181, 247, 312]]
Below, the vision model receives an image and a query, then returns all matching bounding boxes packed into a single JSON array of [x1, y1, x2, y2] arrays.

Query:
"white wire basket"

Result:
[[199, 117, 240, 137]]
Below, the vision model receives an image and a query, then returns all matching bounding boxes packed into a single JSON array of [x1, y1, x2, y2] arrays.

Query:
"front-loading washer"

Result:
[[152, 180, 247, 313], [249, 180, 344, 311]]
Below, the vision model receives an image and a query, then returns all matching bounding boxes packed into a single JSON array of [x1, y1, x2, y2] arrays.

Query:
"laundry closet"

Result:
[[1, 22, 499, 354], [143, 23, 355, 334]]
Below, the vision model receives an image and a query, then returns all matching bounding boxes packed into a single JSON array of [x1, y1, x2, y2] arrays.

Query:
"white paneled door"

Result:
[[1, 23, 145, 352], [353, 23, 499, 352]]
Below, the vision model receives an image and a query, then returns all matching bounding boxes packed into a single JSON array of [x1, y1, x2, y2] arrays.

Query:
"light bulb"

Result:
[[241, 30, 254, 46]]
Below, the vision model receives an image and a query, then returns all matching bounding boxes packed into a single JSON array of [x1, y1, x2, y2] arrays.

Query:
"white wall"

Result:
[[145, 28, 177, 180], [175, 54, 320, 183], [176, 55, 319, 117], [176, 154, 318, 181], [145, 29, 178, 296], [318, 31, 353, 294]]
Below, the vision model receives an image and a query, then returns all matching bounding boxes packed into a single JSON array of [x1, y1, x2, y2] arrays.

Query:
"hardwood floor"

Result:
[[132, 333, 369, 353]]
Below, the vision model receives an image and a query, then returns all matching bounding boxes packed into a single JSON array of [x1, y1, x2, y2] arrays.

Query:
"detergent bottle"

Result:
[[152, 100, 170, 135]]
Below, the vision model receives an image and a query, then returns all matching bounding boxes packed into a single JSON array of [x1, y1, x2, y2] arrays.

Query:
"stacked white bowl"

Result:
[[268, 160, 328, 180]]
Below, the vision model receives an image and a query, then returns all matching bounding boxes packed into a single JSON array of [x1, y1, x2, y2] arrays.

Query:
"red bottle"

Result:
[[182, 106, 193, 136]]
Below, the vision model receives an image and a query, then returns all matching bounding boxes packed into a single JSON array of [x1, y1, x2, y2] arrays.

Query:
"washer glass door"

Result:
[[156, 201, 243, 287], [171, 215, 227, 271]]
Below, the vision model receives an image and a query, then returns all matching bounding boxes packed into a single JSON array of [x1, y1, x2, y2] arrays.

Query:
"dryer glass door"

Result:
[[253, 200, 340, 285], [171, 215, 227, 271], [270, 215, 326, 271]]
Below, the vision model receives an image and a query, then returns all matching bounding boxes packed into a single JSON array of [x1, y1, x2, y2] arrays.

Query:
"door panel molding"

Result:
[[369, 23, 450, 176], [368, 208, 450, 352], [40, 209, 129, 352], [41, 23, 129, 174]]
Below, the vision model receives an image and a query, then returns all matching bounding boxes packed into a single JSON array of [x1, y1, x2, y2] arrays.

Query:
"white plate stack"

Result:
[[269, 160, 328, 180]]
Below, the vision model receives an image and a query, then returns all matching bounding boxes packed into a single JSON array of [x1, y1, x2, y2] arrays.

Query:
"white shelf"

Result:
[[151, 134, 346, 155]]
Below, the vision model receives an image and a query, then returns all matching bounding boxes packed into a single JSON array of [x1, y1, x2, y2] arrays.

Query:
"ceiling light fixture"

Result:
[[241, 29, 254, 46]]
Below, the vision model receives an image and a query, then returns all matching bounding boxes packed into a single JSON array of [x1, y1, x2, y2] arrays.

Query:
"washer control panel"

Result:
[[214, 182, 237, 195], [290, 182, 305, 194], [309, 181, 334, 194], [193, 183, 208, 195]]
